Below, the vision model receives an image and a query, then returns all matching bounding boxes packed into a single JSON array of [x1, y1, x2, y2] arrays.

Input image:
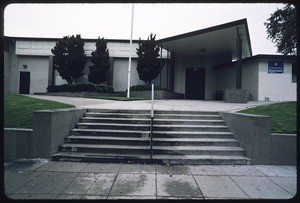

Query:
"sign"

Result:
[[268, 61, 284, 74]]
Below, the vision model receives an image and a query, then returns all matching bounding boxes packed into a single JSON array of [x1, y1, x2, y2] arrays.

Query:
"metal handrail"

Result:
[[150, 84, 154, 159]]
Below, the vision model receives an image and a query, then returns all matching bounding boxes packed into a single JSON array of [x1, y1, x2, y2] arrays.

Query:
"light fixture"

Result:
[[23, 64, 27, 69]]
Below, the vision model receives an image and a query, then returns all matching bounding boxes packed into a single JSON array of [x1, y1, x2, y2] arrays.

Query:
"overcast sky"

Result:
[[4, 3, 285, 55]]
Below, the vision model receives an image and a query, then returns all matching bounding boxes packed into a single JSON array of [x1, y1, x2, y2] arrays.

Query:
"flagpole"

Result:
[[127, 4, 134, 98]]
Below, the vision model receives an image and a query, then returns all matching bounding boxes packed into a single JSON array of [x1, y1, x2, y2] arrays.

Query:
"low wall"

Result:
[[4, 108, 87, 161], [4, 128, 33, 161], [130, 90, 184, 99], [32, 108, 87, 159], [220, 112, 296, 165], [225, 89, 249, 103], [271, 133, 297, 165], [35, 92, 125, 97]]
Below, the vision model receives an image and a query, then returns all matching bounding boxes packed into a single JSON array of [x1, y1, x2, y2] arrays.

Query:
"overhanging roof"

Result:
[[156, 19, 252, 59]]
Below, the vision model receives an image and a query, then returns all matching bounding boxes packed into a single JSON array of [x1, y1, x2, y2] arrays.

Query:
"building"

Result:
[[4, 37, 169, 94], [4, 19, 296, 101]]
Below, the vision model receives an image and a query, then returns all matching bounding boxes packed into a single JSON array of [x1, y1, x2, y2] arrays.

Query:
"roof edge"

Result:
[[4, 36, 140, 43], [214, 54, 297, 68], [156, 18, 248, 44]]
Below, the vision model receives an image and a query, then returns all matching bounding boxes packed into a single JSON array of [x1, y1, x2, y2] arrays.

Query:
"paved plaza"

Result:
[[4, 159, 297, 200], [27, 94, 278, 112]]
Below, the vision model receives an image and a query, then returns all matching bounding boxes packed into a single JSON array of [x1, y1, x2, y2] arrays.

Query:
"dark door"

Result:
[[185, 68, 205, 100], [19, 71, 30, 94]]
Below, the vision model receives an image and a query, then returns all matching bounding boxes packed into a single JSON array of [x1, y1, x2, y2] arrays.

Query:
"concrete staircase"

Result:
[[52, 109, 250, 165]]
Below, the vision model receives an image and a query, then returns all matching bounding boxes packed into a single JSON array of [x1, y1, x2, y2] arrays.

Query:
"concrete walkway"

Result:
[[27, 95, 278, 112], [4, 159, 297, 200]]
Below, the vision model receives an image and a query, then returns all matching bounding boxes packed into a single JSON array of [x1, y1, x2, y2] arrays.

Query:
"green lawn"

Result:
[[238, 101, 297, 133], [4, 94, 74, 129]]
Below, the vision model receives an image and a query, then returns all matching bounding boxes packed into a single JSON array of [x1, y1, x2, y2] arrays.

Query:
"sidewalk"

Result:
[[4, 159, 297, 200], [27, 95, 278, 112]]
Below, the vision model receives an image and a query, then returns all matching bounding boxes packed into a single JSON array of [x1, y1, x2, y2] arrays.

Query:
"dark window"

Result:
[[292, 63, 297, 83]]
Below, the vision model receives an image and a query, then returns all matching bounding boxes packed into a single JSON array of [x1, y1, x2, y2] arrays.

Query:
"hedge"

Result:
[[47, 84, 114, 93], [130, 85, 166, 91]]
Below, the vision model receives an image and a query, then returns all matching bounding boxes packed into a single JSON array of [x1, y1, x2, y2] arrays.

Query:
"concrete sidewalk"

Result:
[[27, 95, 278, 112], [4, 159, 297, 200]]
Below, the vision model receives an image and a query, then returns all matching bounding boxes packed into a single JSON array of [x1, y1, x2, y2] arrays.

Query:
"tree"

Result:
[[136, 33, 163, 85], [88, 37, 110, 84], [51, 34, 86, 84], [264, 4, 296, 55]]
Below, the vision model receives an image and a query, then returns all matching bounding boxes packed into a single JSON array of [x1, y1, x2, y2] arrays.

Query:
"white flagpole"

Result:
[[127, 4, 134, 98]]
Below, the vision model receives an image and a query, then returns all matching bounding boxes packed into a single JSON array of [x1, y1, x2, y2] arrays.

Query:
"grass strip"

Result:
[[238, 101, 296, 133], [4, 94, 74, 128]]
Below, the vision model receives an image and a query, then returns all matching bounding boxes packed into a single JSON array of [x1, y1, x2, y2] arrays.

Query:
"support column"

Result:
[[166, 51, 170, 91], [236, 28, 243, 89], [159, 45, 163, 88], [169, 52, 175, 92]]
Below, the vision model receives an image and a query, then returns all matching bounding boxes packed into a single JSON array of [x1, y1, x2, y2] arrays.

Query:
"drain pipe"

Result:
[[150, 83, 154, 159]]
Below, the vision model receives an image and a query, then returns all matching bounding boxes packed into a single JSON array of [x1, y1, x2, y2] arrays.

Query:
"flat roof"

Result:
[[214, 54, 297, 69], [156, 19, 252, 59], [4, 36, 140, 43]]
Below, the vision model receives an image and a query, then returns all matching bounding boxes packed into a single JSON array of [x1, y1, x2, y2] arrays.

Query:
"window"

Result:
[[292, 62, 297, 83]]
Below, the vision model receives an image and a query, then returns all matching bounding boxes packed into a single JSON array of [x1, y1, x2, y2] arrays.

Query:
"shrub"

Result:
[[130, 85, 165, 91], [88, 37, 110, 84], [95, 84, 114, 93], [51, 34, 86, 84], [47, 84, 114, 93], [136, 33, 163, 85]]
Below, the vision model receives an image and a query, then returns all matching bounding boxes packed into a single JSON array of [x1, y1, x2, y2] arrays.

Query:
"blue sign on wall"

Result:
[[268, 61, 284, 73]]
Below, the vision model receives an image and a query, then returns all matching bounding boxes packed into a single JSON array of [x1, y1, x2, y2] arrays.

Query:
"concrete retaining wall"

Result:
[[220, 112, 296, 165], [4, 128, 33, 161], [32, 108, 87, 159], [4, 108, 87, 161], [271, 133, 297, 165]]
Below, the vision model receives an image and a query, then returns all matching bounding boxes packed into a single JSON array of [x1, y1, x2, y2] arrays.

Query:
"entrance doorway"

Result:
[[19, 71, 30, 94], [185, 68, 205, 99]]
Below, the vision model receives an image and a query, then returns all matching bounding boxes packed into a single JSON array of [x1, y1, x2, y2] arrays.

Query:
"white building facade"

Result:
[[4, 37, 168, 94], [4, 19, 297, 101], [214, 55, 297, 101]]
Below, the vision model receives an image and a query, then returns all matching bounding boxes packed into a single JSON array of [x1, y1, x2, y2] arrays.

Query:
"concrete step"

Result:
[[153, 131, 235, 138], [87, 109, 219, 115], [84, 112, 150, 119], [80, 117, 225, 125], [53, 109, 250, 165], [58, 143, 245, 156], [52, 152, 250, 165], [66, 135, 240, 146], [87, 109, 151, 114], [84, 112, 222, 120], [154, 110, 220, 115], [75, 122, 230, 132], [76, 122, 150, 131], [71, 129, 235, 138], [71, 128, 148, 137], [153, 124, 230, 132], [154, 114, 222, 120]]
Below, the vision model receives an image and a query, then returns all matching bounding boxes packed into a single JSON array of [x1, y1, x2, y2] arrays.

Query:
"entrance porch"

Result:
[[156, 19, 252, 100]]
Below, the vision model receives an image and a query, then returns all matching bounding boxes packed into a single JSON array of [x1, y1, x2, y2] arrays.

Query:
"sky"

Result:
[[4, 3, 285, 55]]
